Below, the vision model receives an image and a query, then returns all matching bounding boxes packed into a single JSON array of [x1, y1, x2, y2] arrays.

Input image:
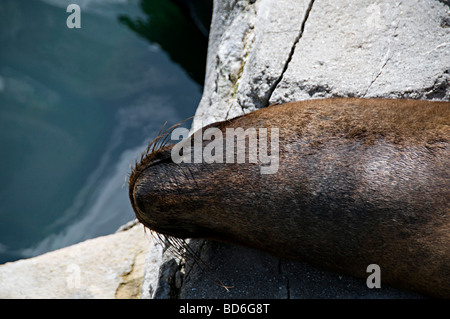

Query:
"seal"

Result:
[[129, 98, 450, 298]]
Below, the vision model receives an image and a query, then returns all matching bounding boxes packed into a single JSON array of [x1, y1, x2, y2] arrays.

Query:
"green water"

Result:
[[0, 0, 209, 263]]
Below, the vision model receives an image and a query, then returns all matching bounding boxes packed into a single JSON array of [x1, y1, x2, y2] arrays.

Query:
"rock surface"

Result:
[[194, 0, 449, 132], [0, 220, 151, 299], [145, 0, 449, 299]]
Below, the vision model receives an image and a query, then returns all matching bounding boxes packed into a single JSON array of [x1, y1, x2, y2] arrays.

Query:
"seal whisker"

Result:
[[154, 233, 232, 291], [150, 121, 168, 154], [138, 225, 230, 290], [131, 117, 194, 180], [148, 116, 195, 156], [174, 238, 233, 292], [185, 165, 200, 188]]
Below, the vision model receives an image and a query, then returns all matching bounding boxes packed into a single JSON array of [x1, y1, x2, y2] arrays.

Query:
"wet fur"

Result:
[[129, 98, 450, 298]]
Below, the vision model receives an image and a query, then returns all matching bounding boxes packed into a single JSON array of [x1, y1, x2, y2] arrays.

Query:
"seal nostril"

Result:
[[132, 184, 145, 215], [130, 172, 160, 228], [128, 166, 153, 227], [130, 183, 146, 223]]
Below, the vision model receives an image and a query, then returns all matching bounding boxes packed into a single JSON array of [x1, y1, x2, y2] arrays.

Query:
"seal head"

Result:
[[129, 98, 450, 298]]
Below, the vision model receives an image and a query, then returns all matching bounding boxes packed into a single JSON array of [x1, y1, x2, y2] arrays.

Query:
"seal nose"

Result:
[[131, 182, 146, 218], [129, 162, 176, 230], [129, 174, 149, 226], [128, 165, 194, 238], [128, 165, 159, 228], [128, 147, 175, 225]]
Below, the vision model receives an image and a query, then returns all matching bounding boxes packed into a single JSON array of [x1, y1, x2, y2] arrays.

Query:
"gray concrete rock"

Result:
[[145, 0, 449, 299], [179, 240, 422, 299], [0, 221, 151, 299], [193, 0, 258, 131], [270, 0, 450, 103], [193, 0, 449, 133]]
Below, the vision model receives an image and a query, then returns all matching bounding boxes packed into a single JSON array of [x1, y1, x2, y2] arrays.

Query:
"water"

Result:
[[0, 0, 209, 263]]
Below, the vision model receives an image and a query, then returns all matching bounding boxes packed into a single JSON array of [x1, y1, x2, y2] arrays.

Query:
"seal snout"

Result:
[[128, 147, 197, 237], [128, 147, 174, 228], [130, 166, 201, 238], [129, 170, 155, 229]]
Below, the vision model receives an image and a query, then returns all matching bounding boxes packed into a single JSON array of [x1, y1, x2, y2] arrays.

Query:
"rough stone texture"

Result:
[[179, 240, 422, 299], [270, 0, 450, 103], [141, 237, 184, 299], [0, 220, 151, 299], [193, 0, 450, 132], [145, 0, 449, 299]]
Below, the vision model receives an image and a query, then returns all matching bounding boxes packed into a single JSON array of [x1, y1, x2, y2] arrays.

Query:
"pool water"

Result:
[[0, 0, 209, 263]]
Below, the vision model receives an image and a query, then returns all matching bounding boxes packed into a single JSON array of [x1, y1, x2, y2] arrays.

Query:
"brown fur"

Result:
[[129, 98, 450, 298]]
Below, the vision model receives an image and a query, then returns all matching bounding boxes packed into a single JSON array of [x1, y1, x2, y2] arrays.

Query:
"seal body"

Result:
[[129, 98, 450, 298]]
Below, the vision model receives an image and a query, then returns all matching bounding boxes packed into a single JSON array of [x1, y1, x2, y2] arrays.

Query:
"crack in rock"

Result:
[[264, 0, 315, 106], [363, 48, 391, 97]]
